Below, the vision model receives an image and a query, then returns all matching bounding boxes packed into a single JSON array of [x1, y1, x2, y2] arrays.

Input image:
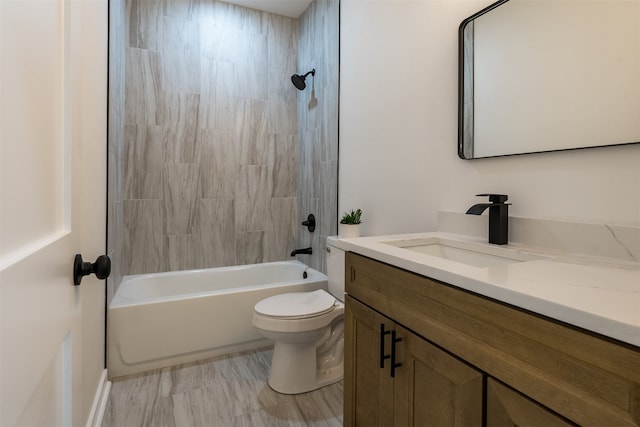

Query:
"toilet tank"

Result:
[[326, 239, 345, 302]]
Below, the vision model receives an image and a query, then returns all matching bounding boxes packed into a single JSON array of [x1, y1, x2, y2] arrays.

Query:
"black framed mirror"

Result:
[[458, 0, 640, 159]]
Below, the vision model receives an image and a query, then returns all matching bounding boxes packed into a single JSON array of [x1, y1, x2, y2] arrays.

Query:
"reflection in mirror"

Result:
[[459, 0, 640, 159]]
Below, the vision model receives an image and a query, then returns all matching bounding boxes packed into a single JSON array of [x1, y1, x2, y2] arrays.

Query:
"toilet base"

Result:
[[268, 340, 343, 394]]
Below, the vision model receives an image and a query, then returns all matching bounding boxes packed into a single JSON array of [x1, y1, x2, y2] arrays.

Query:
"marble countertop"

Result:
[[328, 232, 640, 348]]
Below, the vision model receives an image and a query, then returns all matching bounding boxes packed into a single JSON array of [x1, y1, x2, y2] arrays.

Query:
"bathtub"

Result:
[[108, 261, 328, 378]]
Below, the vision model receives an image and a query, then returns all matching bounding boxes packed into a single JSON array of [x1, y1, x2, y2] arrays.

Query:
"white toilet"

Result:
[[252, 241, 345, 394]]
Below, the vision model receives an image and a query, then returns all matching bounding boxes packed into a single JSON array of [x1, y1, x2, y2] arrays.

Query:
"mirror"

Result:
[[458, 0, 640, 159]]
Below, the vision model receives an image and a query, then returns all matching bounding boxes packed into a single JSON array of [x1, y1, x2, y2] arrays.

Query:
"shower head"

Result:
[[291, 69, 315, 90]]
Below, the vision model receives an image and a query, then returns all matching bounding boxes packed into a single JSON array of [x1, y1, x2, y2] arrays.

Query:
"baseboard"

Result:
[[86, 369, 111, 427]]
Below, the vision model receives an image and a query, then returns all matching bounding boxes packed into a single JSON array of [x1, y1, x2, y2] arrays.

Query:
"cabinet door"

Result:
[[394, 326, 484, 427], [345, 296, 395, 426], [487, 378, 578, 427]]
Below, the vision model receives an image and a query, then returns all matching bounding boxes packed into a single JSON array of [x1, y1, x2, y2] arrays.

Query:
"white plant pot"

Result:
[[339, 223, 360, 238]]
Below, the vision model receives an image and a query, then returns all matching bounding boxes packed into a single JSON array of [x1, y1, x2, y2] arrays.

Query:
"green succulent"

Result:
[[340, 208, 363, 225]]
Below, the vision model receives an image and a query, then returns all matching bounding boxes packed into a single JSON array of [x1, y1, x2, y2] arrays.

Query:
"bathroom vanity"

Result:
[[331, 230, 640, 427]]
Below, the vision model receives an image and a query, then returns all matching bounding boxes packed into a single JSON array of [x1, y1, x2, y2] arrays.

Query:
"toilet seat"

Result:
[[255, 289, 336, 320]]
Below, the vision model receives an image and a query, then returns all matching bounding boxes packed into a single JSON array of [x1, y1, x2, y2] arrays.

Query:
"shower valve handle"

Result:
[[301, 214, 316, 232], [73, 254, 111, 286]]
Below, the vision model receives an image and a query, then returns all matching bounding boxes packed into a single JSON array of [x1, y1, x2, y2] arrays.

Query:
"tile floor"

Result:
[[102, 347, 343, 426]]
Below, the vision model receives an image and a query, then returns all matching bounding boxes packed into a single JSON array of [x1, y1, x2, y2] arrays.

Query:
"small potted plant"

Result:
[[339, 208, 362, 238]]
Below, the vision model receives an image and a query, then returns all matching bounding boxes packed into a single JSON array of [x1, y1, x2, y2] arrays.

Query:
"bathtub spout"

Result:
[[291, 247, 312, 256]]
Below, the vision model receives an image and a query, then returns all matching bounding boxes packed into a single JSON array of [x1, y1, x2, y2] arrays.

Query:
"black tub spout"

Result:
[[290, 247, 313, 256]]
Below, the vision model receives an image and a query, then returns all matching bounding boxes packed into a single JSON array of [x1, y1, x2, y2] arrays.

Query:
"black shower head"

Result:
[[291, 69, 315, 90]]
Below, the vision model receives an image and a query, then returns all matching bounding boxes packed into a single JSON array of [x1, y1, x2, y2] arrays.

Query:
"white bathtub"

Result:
[[108, 261, 328, 378]]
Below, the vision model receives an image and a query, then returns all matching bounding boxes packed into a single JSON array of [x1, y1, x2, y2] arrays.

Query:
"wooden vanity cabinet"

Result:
[[486, 378, 576, 427], [344, 252, 640, 427], [345, 296, 483, 426]]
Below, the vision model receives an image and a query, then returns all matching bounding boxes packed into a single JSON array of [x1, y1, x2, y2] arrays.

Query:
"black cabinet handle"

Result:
[[390, 330, 402, 378], [380, 323, 391, 369]]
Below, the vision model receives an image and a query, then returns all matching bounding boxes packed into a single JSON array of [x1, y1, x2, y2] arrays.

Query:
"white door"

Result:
[[0, 1, 108, 426]]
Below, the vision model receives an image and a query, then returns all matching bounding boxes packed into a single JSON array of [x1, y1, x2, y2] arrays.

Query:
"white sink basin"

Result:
[[381, 237, 542, 268]]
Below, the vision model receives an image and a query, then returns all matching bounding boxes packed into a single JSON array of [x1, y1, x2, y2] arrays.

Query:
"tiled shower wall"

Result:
[[295, 0, 340, 272], [122, 0, 299, 276], [107, 0, 126, 302], [108, 0, 338, 299]]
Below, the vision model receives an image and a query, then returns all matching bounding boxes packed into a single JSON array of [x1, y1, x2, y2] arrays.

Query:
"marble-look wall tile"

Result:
[[108, 0, 126, 301], [119, 0, 309, 276], [321, 83, 339, 162], [235, 32, 268, 101], [236, 165, 270, 232], [123, 200, 164, 274], [124, 124, 163, 199], [160, 91, 200, 163], [127, 0, 162, 50], [160, 16, 200, 93], [237, 231, 266, 265], [199, 129, 236, 199], [269, 134, 297, 198], [162, 0, 199, 22], [236, 98, 268, 165], [200, 6, 237, 63], [266, 198, 297, 262], [125, 48, 161, 125], [267, 15, 298, 134], [214, 1, 268, 35], [319, 160, 338, 237], [268, 66, 297, 135], [200, 59, 235, 130], [163, 163, 200, 235], [295, 0, 339, 273], [164, 234, 204, 271], [298, 128, 320, 199], [199, 199, 237, 267], [268, 14, 298, 76]]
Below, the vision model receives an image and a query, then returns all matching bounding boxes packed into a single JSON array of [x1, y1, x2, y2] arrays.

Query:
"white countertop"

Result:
[[328, 232, 640, 348]]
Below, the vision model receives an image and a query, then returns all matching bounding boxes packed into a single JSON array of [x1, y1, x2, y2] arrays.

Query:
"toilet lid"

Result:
[[254, 289, 336, 318]]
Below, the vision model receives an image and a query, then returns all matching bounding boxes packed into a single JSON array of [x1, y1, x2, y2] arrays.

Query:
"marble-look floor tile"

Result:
[[102, 348, 343, 427]]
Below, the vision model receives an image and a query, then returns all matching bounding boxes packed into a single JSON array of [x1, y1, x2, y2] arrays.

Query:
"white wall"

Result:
[[339, 0, 640, 236]]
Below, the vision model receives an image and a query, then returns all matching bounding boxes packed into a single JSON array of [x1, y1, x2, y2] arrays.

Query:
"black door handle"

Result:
[[73, 254, 111, 286]]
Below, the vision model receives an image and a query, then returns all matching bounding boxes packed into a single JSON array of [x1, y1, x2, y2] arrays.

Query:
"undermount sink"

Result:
[[381, 237, 542, 268]]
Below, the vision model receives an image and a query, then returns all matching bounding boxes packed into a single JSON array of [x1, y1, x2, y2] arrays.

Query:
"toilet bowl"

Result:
[[252, 241, 345, 394]]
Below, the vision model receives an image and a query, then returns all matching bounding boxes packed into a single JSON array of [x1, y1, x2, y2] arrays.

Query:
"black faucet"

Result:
[[466, 194, 510, 245], [290, 247, 312, 256]]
